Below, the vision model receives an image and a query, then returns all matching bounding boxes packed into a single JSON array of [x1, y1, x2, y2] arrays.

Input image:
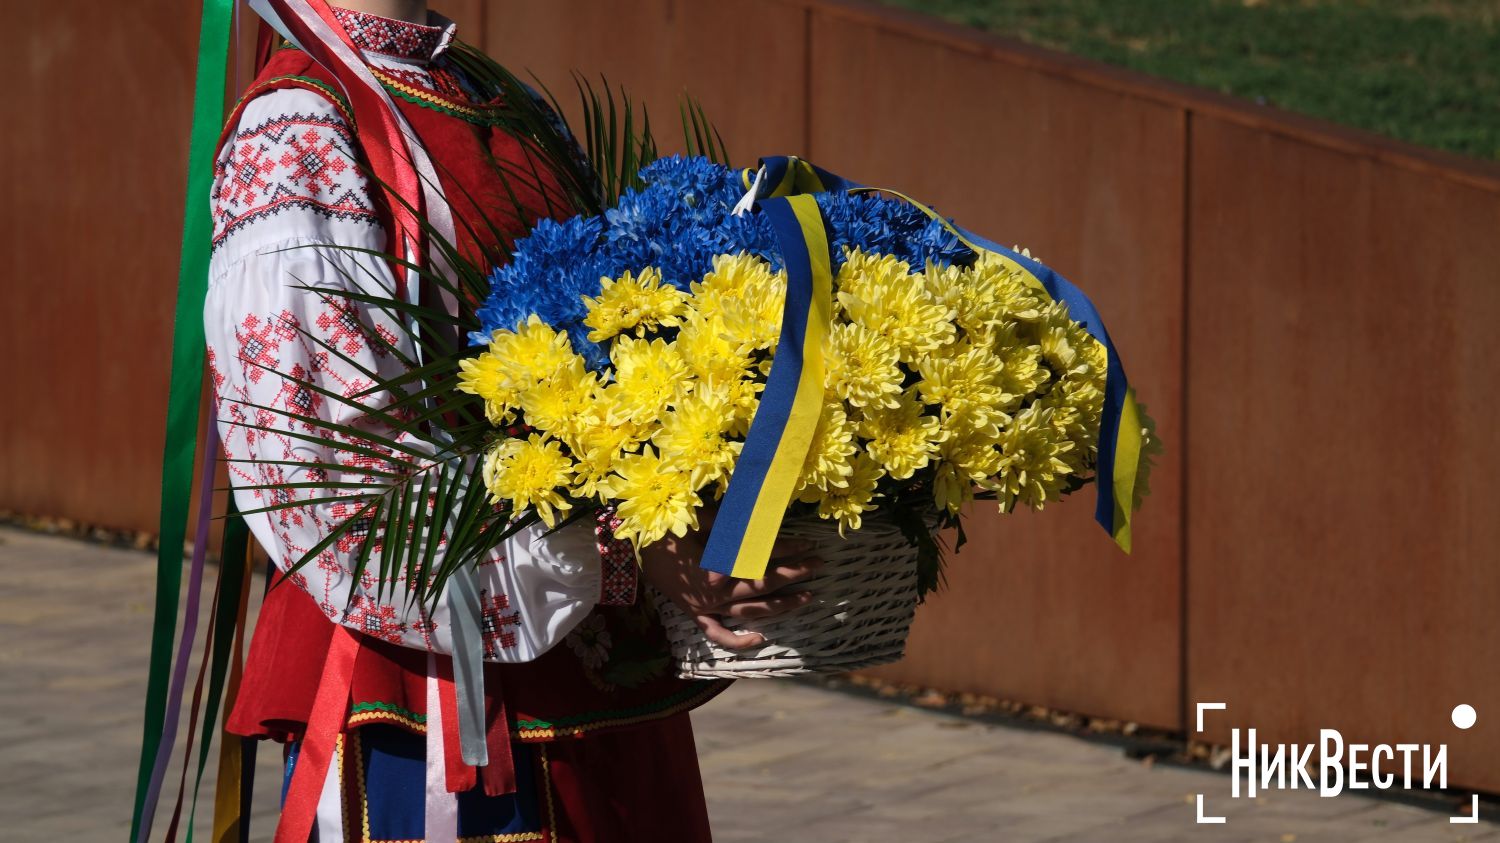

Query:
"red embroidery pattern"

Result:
[[209, 258, 427, 632], [211, 109, 377, 249], [479, 590, 522, 657], [331, 7, 447, 61], [596, 508, 638, 607], [316, 296, 387, 357], [343, 596, 407, 645], [278, 128, 350, 195]]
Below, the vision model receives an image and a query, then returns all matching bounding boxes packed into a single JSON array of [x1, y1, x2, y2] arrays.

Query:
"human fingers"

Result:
[[720, 590, 815, 620], [695, 614, 766, 650], [724, 558, 823, 602]]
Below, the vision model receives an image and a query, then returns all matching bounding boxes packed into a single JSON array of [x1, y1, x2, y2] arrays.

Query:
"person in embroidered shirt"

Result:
[[204, 2, 819, 840]]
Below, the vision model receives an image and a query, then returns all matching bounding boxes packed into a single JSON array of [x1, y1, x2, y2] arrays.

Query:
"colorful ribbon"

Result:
[[700, 195, 835, 579], [728, 156, 1145, 556], [132, 2, 235, 840]]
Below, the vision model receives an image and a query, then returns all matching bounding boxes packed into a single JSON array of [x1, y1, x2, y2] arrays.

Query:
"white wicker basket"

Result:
[[651, 512, 923, 679]]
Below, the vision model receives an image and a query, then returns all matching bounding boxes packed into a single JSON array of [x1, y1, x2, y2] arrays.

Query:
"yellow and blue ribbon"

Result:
[[699, 194, 835, 579], [711, 156, 1144, 570]]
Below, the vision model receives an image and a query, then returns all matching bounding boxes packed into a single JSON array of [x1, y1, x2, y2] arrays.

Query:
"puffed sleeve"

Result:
[[203, 86, 608, 661]]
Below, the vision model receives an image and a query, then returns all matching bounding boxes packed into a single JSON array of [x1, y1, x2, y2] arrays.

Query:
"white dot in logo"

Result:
[[1452, 704, 1477, 730]]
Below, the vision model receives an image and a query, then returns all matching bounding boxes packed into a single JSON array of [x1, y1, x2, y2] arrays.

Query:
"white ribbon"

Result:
[[424, 653, 459, 843], [732, 165, 767, 216]]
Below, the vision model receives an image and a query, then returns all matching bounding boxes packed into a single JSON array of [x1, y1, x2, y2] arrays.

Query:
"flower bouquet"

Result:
[[241, 66, 1156, 678], [458, 155, 1159, 677]]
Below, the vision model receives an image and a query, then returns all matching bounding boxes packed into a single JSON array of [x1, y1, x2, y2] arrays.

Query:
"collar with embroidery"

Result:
[[330, 6, 456, 63]]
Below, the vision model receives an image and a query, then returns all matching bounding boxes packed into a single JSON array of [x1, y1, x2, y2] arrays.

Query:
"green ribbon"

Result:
[[185, 506, 250, 843], [131, 2, 236, 841]]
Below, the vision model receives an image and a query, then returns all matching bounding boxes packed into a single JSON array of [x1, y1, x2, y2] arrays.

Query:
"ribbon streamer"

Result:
[[138, 425, 223, 843], [700, 195, 835, 579], [730, 156, 1146, 553], [274, 626, 361, 843], [132, 2, 235, 840]]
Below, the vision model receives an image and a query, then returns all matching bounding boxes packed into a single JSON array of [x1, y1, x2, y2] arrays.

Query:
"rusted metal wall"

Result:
[[1185, 110, 1500, 791], [9, 0, 1500, 791], [798, 2, 1186, 732], [2, 1, 203, 532]]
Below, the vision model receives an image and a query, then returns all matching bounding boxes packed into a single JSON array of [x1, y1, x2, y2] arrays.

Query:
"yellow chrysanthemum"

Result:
[[796, 399, 858, 494], [565, 411, 649, 501], [857, 390, 948, 481], [606, 335, 690, 424], [719, 277, 786, 354], [610, 446, 702, 548], [481, 434, 575, 527], [581, 267, 689, 343], [835, 249, 911, 304], [992, 406, 1077, 513], [1036, 302, 1103, 382], [677, 310, 754, 381], [652, 386, 742, 488], [492, 315, 578, 383], [516, 356, 599, 447], [799, 453, 882, 536], [977, 253, 1046, 324], [570, 444, 620, 502], [823, 321, 903, 410], [837, 256, 955, 362], [456, 352, 520, 424], [923, 261, 1005, 338], [931, 423, 1004, 515], [916, 342, 1009, 429], [984, 321, 1049, 402], [691, 252, 781, 323]]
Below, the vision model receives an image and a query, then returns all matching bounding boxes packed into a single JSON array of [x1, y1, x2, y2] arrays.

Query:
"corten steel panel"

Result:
[[1186, 115, 1500, 791], [806, 10, 1186, 729], [0, 1, 215, 534], [436, 0, 486, 43], [482, 0, 808, 162]]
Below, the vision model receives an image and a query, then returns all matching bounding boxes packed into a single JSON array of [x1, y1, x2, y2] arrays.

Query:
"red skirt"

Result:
[[236, 581, 726, 841]]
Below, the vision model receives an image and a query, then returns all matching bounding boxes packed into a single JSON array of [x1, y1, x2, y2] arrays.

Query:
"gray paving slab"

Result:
[[2, 526, 1493, 842]]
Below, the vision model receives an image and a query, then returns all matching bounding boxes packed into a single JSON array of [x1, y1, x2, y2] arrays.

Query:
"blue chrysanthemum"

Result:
[[473, 155, 974, 364]]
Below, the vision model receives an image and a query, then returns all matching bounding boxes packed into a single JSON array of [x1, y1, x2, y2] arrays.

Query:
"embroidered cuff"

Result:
[[594, 506, 638, 607]]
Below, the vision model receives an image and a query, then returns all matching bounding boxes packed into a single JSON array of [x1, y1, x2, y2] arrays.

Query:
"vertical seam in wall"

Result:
[[803, 4, 814, 156], [1178, 107, 1194, 736]]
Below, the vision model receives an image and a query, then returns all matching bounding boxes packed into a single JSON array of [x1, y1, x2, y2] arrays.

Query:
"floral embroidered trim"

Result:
[[347, 700, 427, 732], [330, 7, 449, 62], [596, 508, 638, 606], [368, 65, 510, 126], [230, 75, 354, 129], [211, 102, 377, 248], [347, 708, 426, 733]]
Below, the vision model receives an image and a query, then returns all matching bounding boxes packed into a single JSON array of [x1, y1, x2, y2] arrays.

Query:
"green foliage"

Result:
[[877, 0, 1500, 160]]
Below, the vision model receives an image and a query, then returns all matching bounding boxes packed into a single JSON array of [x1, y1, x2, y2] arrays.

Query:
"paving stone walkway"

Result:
[[2, 525, 1493, 842]]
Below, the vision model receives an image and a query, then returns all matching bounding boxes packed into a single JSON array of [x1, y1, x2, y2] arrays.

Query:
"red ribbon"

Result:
[[274, 626, 362, 843], [263, 0, 425, 290], [482, 672, 516, 797]]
